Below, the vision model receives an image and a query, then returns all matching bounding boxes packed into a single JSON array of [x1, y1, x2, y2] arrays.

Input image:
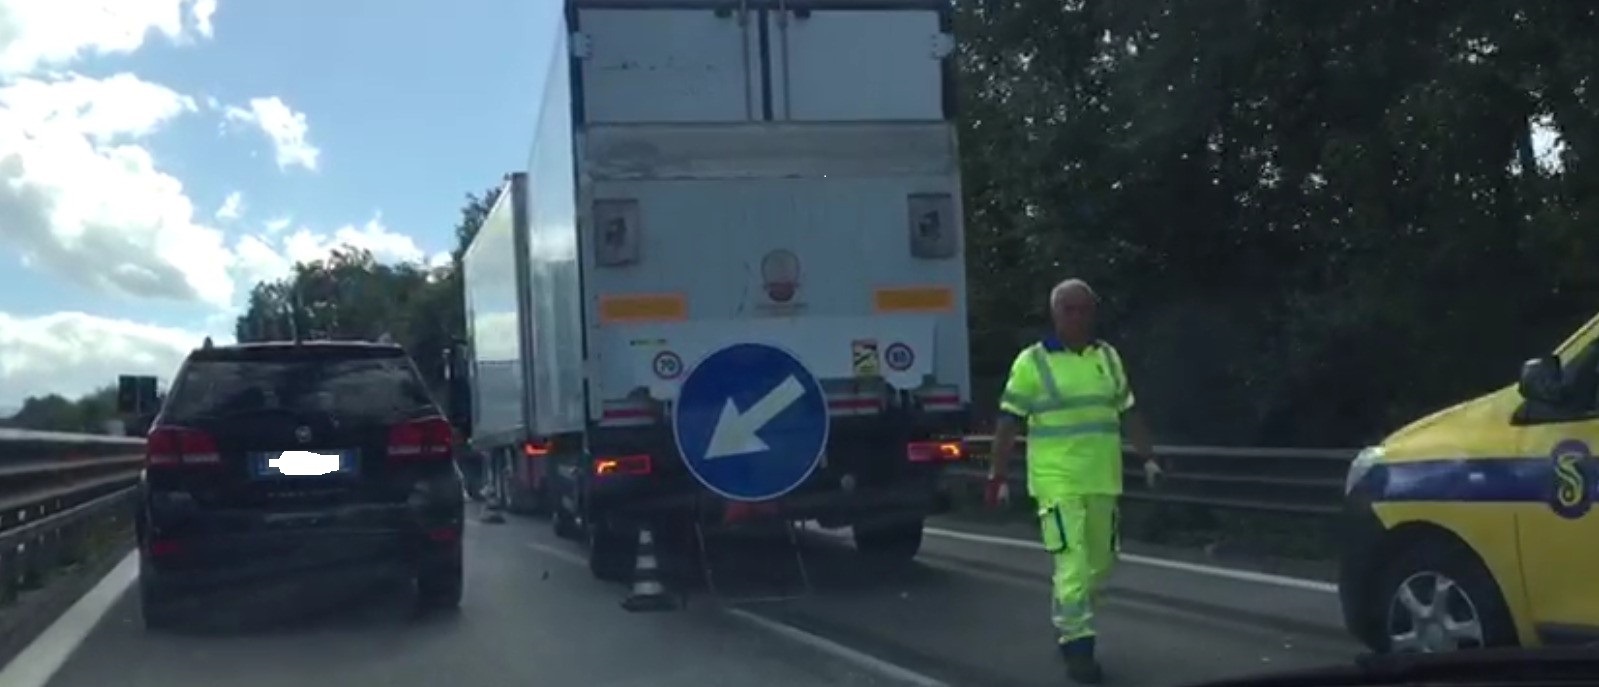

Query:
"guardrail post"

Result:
[[19, 505, 50, 591], [0, 508, 16, 605]]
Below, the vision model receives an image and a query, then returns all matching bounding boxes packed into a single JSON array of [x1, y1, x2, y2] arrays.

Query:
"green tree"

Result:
[[233, 186, 502, 400]]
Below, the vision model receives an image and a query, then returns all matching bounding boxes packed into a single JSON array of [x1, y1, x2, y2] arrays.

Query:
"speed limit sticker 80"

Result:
[[652, 351, 684, 379], [884, 343, 915, 371]]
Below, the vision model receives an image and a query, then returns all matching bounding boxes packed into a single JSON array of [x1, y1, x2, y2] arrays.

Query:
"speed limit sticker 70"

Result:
[[652, 351, 684, 379]]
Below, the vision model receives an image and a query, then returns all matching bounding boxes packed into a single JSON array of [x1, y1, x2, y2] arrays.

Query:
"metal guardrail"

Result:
[[0, 429, 143, 607], [956, 435, 1357, 516]]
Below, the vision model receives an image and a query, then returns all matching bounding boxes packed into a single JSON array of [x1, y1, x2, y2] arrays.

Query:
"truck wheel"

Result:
[[853, 518, 925, 561], [553, 496, 582, 540], [588, 520, 637, 582], [1369, 538, 1517, 653]]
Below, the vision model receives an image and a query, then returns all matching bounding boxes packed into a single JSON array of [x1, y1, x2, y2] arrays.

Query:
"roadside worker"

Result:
[[985, 278, 1162, 685]]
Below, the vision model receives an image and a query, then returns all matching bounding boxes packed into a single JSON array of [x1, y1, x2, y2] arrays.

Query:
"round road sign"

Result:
[[884, 342, 915, 371], [652, 351, 684, 380], [671, 343, 829, 502]]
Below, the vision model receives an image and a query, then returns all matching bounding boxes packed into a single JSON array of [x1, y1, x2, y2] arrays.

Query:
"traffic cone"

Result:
[[621, 526, 677, 612]]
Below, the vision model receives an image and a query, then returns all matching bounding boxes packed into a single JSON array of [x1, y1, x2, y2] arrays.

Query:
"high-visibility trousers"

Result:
[[1038, 494, 1118, 651]]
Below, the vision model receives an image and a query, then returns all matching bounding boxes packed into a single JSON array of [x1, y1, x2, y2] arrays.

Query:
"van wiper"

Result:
[[1185, 649, 1599, 687]]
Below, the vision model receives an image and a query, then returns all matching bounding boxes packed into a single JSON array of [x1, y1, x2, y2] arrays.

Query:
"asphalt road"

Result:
[[15, 511, 1363, 687]]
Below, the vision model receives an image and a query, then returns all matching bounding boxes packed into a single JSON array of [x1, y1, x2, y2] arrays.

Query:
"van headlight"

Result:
[[1345, 445, 1383, 495]]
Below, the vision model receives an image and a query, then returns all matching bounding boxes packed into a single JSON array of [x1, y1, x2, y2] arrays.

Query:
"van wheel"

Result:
[[1371, 539, 1517, 653]]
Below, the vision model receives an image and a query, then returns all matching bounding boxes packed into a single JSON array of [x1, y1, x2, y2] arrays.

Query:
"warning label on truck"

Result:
[[851, 340, 880, 377]]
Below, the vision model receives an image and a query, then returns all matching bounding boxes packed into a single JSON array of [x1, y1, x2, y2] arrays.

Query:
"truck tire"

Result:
[[553, 495, 582, 540], [588, 520, 636, 582], [853, 518, 925, 561]]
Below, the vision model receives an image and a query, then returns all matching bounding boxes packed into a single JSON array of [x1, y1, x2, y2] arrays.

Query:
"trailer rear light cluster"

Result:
[[146, 426, 221, 468], [906, 440, 964, 463], [388, 417, 454, 461], [595, 454, 651, 477]]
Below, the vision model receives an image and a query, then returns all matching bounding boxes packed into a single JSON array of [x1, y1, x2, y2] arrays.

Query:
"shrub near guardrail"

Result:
[[945, 438, 1353, 562]]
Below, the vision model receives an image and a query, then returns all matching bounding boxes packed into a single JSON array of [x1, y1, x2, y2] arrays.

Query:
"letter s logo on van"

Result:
[[1550, 439, 1594, 519]]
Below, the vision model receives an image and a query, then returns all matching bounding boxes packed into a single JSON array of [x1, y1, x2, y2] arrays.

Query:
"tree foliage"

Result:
[[955, 0, 1599, 444], [231, 187, 500, 394], [1, 387, 119, 434]]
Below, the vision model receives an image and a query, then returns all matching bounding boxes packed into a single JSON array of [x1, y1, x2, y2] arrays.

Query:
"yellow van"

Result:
[[1340, 312, 1599, 653]]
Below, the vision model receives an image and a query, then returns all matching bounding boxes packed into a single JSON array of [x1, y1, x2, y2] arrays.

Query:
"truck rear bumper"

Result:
[[577, 413, 964, 526], [588, 466, 950, 526]]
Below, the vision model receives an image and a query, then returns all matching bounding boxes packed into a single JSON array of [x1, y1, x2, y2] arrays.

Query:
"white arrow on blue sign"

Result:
[[672, 342, 830, 502]]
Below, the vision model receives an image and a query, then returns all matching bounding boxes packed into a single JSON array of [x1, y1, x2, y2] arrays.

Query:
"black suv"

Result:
[[136, 341, 464, 629]]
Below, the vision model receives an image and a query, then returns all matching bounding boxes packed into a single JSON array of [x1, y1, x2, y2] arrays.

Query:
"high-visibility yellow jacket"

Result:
[[999, 337, 1134, 497]]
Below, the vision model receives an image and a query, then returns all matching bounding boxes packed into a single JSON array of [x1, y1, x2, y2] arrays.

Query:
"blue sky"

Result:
[[0, 0, 562, 408]]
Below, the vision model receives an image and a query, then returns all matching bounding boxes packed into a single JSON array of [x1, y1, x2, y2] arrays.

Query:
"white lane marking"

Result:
[[922, 527, 1338, 594], [527, 537, 947, 686], [724, 609, 949, 687], [525, 540, 588, 568], [0, 551, 137, 687]]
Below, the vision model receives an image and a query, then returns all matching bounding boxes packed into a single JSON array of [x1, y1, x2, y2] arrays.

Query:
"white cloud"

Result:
[[0, 0, 214, 76], [263, 216, 291, 234], [0, 311, 201, 407], [231, 214, 429, 287], [224, 96, 320, 172], [214, 190, 243, 221], [190, 0, 217, 38], [0, 72, 236, 307]]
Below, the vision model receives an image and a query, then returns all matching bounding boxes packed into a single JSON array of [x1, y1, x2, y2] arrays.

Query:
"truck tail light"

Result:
[[906, 441, 964, 463], [388, 417, 454, 461], [146, 426, 220, 468], [595, 454, 651, 477]]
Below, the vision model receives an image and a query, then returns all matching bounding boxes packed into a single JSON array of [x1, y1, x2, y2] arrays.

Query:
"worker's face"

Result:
[[1051, 288, 1097, 343]]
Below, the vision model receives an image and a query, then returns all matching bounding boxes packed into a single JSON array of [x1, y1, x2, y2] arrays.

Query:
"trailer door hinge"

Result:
[[570, 32, 592, 59], [929, 33, 954, 60]]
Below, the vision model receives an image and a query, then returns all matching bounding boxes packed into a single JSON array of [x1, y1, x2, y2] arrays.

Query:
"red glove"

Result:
[[983, 476, 1010, 508]]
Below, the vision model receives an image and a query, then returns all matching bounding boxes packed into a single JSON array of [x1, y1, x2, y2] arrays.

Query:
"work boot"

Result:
[[1059, 638, 1104, 685]]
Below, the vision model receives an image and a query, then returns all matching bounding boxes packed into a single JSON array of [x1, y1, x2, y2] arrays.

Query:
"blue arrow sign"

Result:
[[673, 342, 829, 502]]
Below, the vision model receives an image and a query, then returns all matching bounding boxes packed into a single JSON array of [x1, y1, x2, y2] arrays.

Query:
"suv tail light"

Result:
[[146, 426, 220, 468], [906, 440, 964, 463], [388, 417, 454, 460]]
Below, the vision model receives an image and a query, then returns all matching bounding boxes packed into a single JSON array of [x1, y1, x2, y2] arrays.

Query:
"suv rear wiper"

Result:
[[1186, 648, 1599, 687], [193, 407, 338, 425]]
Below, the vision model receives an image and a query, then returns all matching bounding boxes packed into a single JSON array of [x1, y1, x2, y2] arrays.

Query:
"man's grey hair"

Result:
[[1049, 278, 1098, 309]]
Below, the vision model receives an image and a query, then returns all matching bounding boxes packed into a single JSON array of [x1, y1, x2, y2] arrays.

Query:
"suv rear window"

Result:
[[163, 347, 436, 424]]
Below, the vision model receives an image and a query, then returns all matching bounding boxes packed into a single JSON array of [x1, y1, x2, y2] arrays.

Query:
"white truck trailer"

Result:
[[456, 0, 972, 581]]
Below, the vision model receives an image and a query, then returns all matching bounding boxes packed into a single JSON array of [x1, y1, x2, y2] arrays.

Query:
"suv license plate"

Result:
[[251, 450, 359, 478]]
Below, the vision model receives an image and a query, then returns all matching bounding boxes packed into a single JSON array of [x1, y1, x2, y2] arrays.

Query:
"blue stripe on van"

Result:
[[1362, 458, 1551, 503]]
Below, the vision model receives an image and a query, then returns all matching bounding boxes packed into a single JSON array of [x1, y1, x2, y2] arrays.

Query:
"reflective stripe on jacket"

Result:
[[998, 337, 1134, 496]]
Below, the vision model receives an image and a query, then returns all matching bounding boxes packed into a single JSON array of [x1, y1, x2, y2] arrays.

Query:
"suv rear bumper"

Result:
[[138, 492, 463, 598]]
